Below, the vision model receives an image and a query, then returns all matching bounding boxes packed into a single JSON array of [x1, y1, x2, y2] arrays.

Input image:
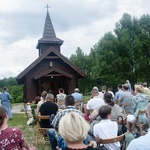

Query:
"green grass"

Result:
[[8, 113, 51, 150]]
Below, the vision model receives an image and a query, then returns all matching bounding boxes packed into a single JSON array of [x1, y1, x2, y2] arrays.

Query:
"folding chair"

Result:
[[36, 115, 51, 147], [99, 134, 125, 150], [131, 110, 148, 135]]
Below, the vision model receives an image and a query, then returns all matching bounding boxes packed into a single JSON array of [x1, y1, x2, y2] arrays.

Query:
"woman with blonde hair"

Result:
[[126, 84, 148, 132], [58, 112, 99, 150]]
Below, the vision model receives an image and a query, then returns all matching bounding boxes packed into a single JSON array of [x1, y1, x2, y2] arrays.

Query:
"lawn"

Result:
[[8, 113, 51, 150], [8, 96, 91, 150]]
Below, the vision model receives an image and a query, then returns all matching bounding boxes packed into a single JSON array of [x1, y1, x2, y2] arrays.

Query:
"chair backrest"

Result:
[[99, 134, 125, 144], [37, 115, 50, 128]]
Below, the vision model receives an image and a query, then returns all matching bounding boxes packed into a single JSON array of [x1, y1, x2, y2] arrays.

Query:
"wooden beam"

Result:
[[45, 56, 59, 59], [45, 74, 62, 77]]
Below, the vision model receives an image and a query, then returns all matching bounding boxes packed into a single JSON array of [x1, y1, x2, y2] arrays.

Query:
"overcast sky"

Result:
[[0, 0, 149, 79]]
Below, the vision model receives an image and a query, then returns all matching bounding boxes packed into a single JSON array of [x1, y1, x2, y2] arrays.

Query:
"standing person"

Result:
[[118, 84, 133, 115], [93, 105, 120, 150], [126, 80, 132, 92], [114, 84, 123, 105], [56, 88, 66, 108], [0, 106, 37, 150], [0, 87, 12, 119], [59, 112, 99, 150], [56, 88, 66, 102]]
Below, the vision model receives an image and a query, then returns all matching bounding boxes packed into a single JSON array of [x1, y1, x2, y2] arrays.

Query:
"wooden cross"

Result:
[[45, 4, 50, 12]]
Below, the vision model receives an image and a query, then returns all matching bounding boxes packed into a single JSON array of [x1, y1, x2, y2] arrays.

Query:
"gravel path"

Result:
[[11, 104, 25, 114]]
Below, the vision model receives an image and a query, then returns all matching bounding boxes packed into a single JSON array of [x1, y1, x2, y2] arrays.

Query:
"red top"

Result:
[[0, 127, 25, 150]]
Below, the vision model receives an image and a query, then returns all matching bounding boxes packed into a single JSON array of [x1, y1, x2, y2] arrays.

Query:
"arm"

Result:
[[85, 109, 90, 116], [95, 137, 100, 145]]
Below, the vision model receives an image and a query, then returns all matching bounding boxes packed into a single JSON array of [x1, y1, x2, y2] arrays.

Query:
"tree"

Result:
[[70, 47, 95, 94], [0, 77, 23, 103]]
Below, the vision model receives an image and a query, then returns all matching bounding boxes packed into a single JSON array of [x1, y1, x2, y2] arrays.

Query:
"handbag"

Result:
[[117, 116, 127, 135]]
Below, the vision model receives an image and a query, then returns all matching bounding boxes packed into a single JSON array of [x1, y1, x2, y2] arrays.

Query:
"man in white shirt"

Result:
[[93, 105, 120, 150], [84, 88, 105, 120]]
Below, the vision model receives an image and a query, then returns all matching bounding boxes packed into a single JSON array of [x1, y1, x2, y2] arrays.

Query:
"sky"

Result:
[[0, 0, 149, 79]]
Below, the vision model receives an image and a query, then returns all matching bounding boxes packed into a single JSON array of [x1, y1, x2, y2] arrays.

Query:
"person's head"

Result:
[[143, 82, 147, 87], [93, 86, 99, 91], [34, 96, 41, 104], [104, 92, 114, 106], [46, 94, 54, 101], [99, 105, 112, 119], [59, 88, 64, 93], [91, 88, 99, 97], [65, 95, 75, 106], [41, 91, 47, 100], [118, 84, 122, 90], [59, 112, 90, 144], [102, 86, 106, 91], [122, 84, 129, 91], [74, 88, 79, 92], [3, 87, 8, 92], [134, 84, 144, 93], [0, 106, 8, 127], [126, 80, 129, 83]]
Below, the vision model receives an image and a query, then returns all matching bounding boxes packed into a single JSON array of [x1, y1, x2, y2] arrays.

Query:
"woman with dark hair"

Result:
[[0, 106, 37, 150], [104, 92, 124, 121]]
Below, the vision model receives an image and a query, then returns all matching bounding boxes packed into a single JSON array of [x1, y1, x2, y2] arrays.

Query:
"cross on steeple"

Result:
[[45, 4, 50, 12]]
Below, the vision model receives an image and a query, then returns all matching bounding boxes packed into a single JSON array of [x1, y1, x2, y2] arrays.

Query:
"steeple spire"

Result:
[[36, 6, 63, 54], [45, 4, 50, 12]]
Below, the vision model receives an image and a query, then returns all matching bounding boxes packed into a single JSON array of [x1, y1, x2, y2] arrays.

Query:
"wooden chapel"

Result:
[[17, 9, 86, 101]]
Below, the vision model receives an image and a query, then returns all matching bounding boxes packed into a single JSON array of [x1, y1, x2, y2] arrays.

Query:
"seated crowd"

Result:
[[1, 81, 150, 150]]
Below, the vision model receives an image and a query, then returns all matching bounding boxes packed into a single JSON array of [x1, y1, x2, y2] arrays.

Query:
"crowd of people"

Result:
[[0, 80, 150, 150]]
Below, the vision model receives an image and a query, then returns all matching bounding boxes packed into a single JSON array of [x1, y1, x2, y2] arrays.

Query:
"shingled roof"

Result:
[[36, 11, 63, 49]]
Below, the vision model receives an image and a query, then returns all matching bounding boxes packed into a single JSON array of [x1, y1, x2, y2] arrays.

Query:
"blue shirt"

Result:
[[0, 91, 12, 102], [127, 128, 150, 150], [71, 92, 83, 101], [114, 89, 123, 101]]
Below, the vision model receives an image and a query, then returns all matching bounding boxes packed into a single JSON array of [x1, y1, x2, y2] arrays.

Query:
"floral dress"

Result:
[[0, 127, 37, 150]]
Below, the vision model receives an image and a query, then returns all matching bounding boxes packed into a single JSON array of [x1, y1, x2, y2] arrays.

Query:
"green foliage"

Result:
[[70, 13, 150, 92], [0, 77, 23, 103]]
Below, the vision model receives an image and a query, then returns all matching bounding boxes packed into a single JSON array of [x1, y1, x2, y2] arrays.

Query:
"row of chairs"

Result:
[[35, 109, 148, 148]]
